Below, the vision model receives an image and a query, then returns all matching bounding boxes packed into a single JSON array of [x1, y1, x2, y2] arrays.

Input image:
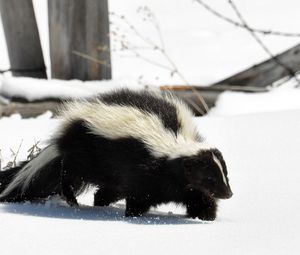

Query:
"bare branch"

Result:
[[226, 0, 300, 87], [195, 0, 300, 38]]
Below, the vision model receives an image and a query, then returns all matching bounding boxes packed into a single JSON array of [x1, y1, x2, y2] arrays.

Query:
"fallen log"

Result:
[[0, 84, 269, 118], [160, 85, 267, 93], [160, 85, 268, 115], [213, 43, 300, 87], [0, 100, 62, 118]]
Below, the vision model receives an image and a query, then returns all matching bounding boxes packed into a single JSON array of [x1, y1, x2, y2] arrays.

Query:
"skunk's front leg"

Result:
[[184, 188, 217, 221]]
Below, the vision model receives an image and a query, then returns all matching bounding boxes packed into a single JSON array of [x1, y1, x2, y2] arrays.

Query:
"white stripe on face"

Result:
[[212, 153, 228, 186]]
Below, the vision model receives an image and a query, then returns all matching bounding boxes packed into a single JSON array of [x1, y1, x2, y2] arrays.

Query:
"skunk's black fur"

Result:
[[0, 89, 232, 220]]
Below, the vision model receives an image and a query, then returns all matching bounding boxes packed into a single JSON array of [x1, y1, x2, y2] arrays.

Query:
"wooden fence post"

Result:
[[48, 0, 111, 81], [0, 0, 47, 78]]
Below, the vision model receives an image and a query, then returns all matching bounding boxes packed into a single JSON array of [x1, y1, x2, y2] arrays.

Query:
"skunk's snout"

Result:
[[214, 188, 233, 199], [221, 188, 233, 199], [225, 189, 233, 199]]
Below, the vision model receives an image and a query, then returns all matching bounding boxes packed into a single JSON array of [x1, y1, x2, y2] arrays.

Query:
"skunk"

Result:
[[0, 89, 232, 220]]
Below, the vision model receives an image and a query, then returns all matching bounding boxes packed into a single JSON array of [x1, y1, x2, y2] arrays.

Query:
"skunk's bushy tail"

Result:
[[0, 145, 62, 202], [0, 166, 23, 194]]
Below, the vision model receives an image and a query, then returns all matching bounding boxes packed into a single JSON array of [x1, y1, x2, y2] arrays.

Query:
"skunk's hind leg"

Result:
[[60, 159, 78, 207], [94, 187, 122, 206], [0, 166, 21, 194], [0, 165, 25, 202]]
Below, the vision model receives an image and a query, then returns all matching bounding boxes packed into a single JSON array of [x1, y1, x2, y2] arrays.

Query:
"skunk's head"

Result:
[[182, 149, 233, 199]]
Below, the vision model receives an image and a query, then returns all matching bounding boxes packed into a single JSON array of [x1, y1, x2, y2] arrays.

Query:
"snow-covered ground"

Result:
[[1, 0, 300, 254], [1, 105, 300, 254]]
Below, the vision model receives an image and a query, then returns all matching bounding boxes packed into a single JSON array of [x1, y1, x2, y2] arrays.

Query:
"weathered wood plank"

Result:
[[161, 85, 268, 93], [0, 0, 47, 78], [0, 84, 268, 118], [48, 0, 111, 80], [0, 100, 61, 118], [161, 85, 268, 115], [213, 43, 300, 87], [160, 87, 220, 115]]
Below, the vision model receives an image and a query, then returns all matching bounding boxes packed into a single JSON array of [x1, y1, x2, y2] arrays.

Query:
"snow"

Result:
[[209, 86, 300, 116], [0, 76, 144, 101], [1, 107, 300, 254], [1, 0, 300, 254]]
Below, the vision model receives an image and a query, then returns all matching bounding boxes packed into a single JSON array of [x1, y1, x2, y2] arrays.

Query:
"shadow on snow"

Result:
[[0, 202, 207, 225]]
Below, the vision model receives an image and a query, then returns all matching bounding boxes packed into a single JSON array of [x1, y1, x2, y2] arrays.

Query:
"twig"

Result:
[[27, 140, 41, 161], [137, 6, 166, 49], [116, 13, 158, 49], [130, 49, 173, 71], [0, 149, 3, 171], [226, 0, 300, 87], [194, 0, 300, 38], [72, 50, 111, 68], [0, 95, 10, 105], [181, 95, 205, 115], [111, 12, 181, 77], [1, 141, 44, 171], [0, 69, 10, 74], [0, 67, 46, 74], [5, 139, 23, 169], [12, 140, 23, 167]]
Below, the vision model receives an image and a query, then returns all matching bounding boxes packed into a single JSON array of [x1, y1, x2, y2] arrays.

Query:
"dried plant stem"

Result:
[[72, 50, 111, 68], [131, 50, 173, 71], [160, 49, 209, 113], [0, 149, 3, 170], [9, 139, 23, 168], [73, 9, 210, 114], [27, 140, 41, 160], [113, 12, 209, 113]]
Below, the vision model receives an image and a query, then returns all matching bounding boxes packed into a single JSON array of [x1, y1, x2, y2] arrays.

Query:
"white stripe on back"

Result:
[[59, 98, 211, 159]]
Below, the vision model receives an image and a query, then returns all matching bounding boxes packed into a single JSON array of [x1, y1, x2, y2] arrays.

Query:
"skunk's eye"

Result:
[[206, 176, 216, 184], [197, 161, 209, 169], [201, 164, 209, 170]]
